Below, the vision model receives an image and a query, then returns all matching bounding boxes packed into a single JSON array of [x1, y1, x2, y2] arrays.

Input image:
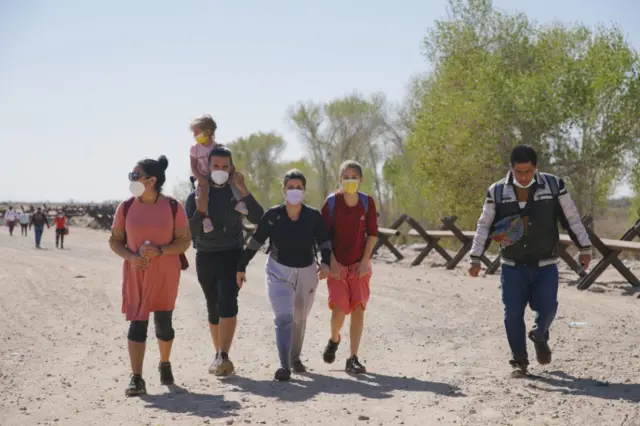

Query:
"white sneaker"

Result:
[[208, 354, 221, 374], [214, 358, 235, 377]]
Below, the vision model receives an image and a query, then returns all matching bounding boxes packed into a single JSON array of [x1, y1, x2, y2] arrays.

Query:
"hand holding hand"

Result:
[[329, 260, 341, 279], [317, 264, 330, 280]]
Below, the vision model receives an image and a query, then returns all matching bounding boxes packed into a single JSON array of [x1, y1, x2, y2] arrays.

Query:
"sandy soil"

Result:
[[1, 227, 639, 426]]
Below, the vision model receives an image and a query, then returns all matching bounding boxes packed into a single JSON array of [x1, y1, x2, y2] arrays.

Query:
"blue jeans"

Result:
[[34, 225, 44, 246], [500, 264, 559, 362]]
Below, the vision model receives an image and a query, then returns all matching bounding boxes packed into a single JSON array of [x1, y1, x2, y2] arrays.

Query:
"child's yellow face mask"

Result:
[[194, 132, 209, 145], [341, 179, 360, 194]]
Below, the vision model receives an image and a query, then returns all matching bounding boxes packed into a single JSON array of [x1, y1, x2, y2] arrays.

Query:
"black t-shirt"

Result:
[[237, 204, 332, 271]]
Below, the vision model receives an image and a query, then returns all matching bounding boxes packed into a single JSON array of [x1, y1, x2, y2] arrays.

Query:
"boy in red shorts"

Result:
[[320, 160, 378, 373]]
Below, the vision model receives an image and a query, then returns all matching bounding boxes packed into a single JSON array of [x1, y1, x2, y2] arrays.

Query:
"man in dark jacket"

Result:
[[29, 207, 50, 249], [468, 145, 592, 376], [185, 146, 264, 377]]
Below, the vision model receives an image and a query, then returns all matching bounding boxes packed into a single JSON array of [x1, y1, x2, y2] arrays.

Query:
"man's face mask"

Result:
[[511, 164, 536, 189], [513, 178, 536, 189]]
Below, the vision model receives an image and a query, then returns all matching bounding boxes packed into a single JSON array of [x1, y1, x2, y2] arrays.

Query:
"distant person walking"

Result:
[[54, 212, 68, 249], [4, 206, 17, 236], [468, 144, 592, 377], [185, 145, 264, 377], [29, 207, 49, 248], [236, 169, 331, 381], [19, 210, 30, 236], [108, 155, 192, 397]]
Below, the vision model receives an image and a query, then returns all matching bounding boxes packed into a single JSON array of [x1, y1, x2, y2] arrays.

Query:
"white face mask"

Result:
[[129, 181, 146, 197], [513, 178, 536, 189], [211, 170, 229, 185], [285, 189, 304, 205]]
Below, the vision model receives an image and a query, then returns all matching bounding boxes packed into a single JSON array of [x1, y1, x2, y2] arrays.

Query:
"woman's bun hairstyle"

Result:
[[157, 155, 169, 171]]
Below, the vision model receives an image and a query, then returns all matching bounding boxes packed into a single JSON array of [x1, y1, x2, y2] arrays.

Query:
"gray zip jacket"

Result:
[[185, 185, 263, 252], [470, 171, 591, 267]]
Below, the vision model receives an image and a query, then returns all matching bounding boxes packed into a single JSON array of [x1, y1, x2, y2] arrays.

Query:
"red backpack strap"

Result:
[[167, 197, 178, 222], [122, 197, 135, 219], [120, 197, 135, 246]]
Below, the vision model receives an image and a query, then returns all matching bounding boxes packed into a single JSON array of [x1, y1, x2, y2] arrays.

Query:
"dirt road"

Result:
[[1, 228, 638, 426]]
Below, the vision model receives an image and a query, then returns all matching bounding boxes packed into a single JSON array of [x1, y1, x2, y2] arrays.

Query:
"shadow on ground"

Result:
[[527, 371, 640, 403], [140, 384, 241, 419], [226, 371, 466, 402]]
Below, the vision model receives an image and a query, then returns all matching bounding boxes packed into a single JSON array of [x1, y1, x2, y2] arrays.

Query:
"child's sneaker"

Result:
[[345, 355, 366, 374], [203, 217, 214, 233], [235, 201, 249, 215]]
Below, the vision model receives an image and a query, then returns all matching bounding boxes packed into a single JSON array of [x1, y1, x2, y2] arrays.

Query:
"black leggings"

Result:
[[127, 311, 174, 343], [195, 249, 242, 325], [55, 229, 65, 247]]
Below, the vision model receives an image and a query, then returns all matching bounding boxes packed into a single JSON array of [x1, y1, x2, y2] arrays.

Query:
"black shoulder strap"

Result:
[[168, 197, 178, 235], [494, 183, 504, 204], [546, 175, 559, 198]]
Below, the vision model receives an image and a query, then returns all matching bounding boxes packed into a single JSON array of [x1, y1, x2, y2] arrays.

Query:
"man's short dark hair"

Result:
[[209, 146, 233, 165], [510, 144, 538, 166]]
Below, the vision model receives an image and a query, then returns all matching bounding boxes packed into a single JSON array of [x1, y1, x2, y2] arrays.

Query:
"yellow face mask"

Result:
[[342, 179, 360, 194], [194, 132, 209, 145]]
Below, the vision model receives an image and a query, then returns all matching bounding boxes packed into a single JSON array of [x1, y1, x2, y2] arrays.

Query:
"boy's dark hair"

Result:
[[283, 169, 307, 188], [510, 144, 538, 167], [138, 155, 170, 192], [208, 146, 234, 165]]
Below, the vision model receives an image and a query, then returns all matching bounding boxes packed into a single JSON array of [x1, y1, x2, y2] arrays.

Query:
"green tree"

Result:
[[396, 0, 640, 228], [227, 132, 286, 207]]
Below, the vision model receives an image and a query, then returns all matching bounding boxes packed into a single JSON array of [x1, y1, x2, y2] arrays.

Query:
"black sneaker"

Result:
[[274, 368, 291, 381], [528, 330, 552, 365], [125, 374, 146, 396], [323, 337, 340, 364], [292, 360, 307, 373], [508, 359, 529, 378], [345, 355, 367, 374], [159, 361, 174, 385]]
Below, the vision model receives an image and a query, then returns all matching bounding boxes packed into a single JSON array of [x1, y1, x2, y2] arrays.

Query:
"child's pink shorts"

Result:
[[327, 261, 372, 314]]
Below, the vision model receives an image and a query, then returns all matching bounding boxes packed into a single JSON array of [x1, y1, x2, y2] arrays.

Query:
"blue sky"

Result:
[[1, 0, 638, 202]]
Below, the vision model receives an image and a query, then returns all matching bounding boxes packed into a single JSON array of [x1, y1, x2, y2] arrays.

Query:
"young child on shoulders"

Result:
[[189, 115, 248, 233]]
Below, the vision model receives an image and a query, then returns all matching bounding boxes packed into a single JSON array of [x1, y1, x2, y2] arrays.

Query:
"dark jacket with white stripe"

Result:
[[470, 171, 591, 267]]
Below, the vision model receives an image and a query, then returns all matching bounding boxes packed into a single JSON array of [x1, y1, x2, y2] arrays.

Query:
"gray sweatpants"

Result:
[[265, 256, 319, 370]]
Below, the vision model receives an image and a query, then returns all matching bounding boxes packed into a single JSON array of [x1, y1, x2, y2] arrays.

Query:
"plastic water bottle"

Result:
[[568, 322, 587, 328], [140, 240, 150, 255]]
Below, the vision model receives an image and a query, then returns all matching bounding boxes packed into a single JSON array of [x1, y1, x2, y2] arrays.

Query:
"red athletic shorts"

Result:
[[327, 261, 371, 314]]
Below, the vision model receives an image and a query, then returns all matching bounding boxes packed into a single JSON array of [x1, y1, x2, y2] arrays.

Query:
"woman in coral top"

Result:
[[53, 211, 67, 248], [108, 155, 192, 397]]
